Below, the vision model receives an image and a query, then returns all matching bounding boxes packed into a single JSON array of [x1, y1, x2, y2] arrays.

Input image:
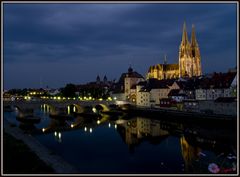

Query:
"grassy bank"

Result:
[[3, 132, 54, 174]]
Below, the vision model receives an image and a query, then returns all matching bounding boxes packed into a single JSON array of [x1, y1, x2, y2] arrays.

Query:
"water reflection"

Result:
[[5, 107, 237, 174], [116, 117, 169, 153]]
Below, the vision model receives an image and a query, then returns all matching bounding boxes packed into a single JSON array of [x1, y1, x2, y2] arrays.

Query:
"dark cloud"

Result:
[[3, 3, 237, 89]]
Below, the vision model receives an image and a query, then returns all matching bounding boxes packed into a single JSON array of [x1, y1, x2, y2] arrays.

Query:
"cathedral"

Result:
[[147, 22, 202, 80]]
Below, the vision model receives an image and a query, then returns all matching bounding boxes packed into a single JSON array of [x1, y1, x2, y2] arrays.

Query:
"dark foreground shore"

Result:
[[3, 120, 79, 174]]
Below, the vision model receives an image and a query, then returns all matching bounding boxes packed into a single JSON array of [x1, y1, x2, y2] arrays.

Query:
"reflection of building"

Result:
[[180, 136, 201, 172], [117, 117, 169, 151], [147, 22, 202, 79]]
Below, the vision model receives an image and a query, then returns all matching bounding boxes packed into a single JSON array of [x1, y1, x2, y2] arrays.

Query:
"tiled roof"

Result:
[[198, 72, 236, 89]]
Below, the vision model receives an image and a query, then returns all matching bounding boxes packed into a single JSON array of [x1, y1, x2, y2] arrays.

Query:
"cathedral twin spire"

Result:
[[179, 22, 201, 77], [181, 22, 199, 51], [181, 22, 189, 46], [147, 22, 202, 80], [191, 24, 198, 48]]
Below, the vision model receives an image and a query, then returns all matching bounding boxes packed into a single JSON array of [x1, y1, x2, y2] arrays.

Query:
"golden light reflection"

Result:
[[97, 120, 100, 124], [67, 106, 70, 114], [58, 132, 61, 139]]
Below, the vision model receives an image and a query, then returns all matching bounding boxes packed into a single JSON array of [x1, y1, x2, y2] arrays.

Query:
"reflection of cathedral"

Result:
[[147, 22, 202, 79], [180, 136, 201, 172]]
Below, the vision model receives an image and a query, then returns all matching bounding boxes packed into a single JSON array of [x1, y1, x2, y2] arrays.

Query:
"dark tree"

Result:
[[61, 84, 77, 98]]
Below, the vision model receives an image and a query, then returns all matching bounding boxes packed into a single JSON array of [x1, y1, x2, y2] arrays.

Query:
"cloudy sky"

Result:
[[3, 2, 237, 89]]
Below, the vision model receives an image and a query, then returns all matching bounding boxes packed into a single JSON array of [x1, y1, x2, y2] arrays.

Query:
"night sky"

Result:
[[3, 3, 237, 89]]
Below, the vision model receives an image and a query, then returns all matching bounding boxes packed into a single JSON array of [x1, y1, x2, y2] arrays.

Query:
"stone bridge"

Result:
[[3, 100, 118, 117]]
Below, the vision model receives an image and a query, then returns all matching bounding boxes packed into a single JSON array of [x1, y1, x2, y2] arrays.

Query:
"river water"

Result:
[[3, 106, 237, 174]]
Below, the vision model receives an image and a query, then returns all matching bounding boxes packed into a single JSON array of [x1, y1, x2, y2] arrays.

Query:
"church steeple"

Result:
[[96, 75, 100, 84], [164, 54, 167, 65], [191, 24, 198, 47], [181, 21, 189, 46]]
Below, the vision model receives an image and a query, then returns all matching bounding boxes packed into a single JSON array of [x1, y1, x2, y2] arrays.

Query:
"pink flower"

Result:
[[208, 163, 220, 173]]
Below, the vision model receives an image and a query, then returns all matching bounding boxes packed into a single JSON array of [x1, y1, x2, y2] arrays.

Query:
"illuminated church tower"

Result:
[[191, 24, 202, 76], [179, 22, 202, 77], [147, 22, 202, 80]]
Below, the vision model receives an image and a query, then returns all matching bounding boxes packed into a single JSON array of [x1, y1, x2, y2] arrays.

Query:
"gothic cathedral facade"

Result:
[[147, 22, 202, 79], [179, 22, 202, 77]]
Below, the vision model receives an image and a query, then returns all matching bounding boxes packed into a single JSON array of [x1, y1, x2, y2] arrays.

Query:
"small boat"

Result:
[[16, 115, 41, 124]]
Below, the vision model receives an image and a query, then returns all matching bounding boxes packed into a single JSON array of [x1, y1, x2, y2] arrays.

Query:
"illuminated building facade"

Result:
[[147, 22, 202, 79]]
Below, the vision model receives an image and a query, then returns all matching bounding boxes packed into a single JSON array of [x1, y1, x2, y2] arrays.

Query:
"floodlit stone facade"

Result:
[[147, 22, 202, 80]]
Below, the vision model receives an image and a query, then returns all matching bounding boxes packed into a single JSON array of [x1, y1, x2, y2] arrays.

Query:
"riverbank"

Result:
[[3, 120, 79, 174], [3, 132, 54, 174], [124, 106, 236, 126]]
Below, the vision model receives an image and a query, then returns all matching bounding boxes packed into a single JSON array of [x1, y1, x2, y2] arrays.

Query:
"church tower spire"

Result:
[[190, 24, 202, 76], [181, 21, 189, 46], [191, 24, 198, 47], [164, 54, 167, 64], [179, 22, 193, 78]]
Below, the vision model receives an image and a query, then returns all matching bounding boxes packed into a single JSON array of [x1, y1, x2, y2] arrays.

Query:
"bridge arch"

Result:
[[94, 104, 110, 112], [41, 103, 57, 114], [65, 103, 85, 114]]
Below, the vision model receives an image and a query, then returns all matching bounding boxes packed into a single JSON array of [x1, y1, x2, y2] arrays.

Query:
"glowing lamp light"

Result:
[[54, 131, 57, 136], [89, 128, 93, 133], [67, 106, 70, 114], [114, 97, 117, 100], [71, 124, 74, 128], [42, 128, 46, 132], [99, 98, 103, 101], [108, 123, 111, 128], [92, 107, 97, 113], [114, 124, 117, 129], [97, 120, 100, 124], [57, 96, 61, 100], [53, 96, 57, 100], [84, 127, 87, 132], [89, 96, 92, 100], [58, 132, 61, 139]]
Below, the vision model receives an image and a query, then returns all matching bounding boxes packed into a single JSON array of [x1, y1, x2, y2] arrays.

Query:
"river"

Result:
[[3, 105, 237, 174]]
